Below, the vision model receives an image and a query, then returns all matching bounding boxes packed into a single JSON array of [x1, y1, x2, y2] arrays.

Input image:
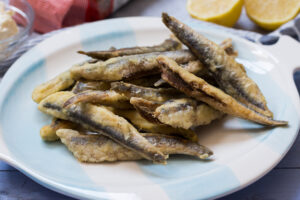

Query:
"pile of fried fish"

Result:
[[32, 13, 287, 164]]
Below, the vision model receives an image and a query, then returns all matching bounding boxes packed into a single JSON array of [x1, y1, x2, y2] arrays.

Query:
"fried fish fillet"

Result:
[[38, 92, 168, 163], [114, 109, 198, 141], [130, 97, 223, 129], [155, 98, 223, 129], [65, 81, 183, 109], [70, 50, 195, 81], [72, 80, 111, 94], [154, 60, 219, 87], [153, 39, 236, 87], [32, 71, 75, 103], [162, 13, 273, 118], [130, 97, 161, 123], [157, 56, 287, 126], [64, 90, 132, 109], [57, 129, 212, 162], [111, 81, 181, 102], [78, 38, 182, 60]]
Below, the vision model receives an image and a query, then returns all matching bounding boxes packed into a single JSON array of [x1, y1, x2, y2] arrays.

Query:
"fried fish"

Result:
[[111, 81, 181, 102], [130, 97, 223, 129], [57, 129, 212, 162], [115, 109, 198, 141], [72, 80, 111, 94], [78, 38, 182, 60], [70, 50, 195, 81], [155, 98, 223, 129], [64, 90, 132, 109], [38, 92, 168, 163], [162, 13, 273, 118], [153, 39, 236, 87], [32, 71, 75, 103], [157, 55, 287, 126]]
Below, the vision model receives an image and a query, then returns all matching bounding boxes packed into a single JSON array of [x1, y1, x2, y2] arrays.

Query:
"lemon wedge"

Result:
[[245, 0, 300, 30], [187, 0, 243, 27]]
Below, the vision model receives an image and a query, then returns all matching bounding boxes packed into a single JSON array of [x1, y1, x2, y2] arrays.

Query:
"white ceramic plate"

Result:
[[0, 17, 300, 200]]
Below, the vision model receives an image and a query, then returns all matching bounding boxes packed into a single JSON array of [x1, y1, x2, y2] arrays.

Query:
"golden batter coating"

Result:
[[57, 129, 212, 162], [70, 50, 195, 81], [162, 13, 273, 118], [155, 98, 223, 129], [32, 71, 75, 103], [64, 90, 132, 109], [72, 80, 111, 94], [38, 92, 168, 163], [111, 81, 182, 102], [78, 38, 182, 60], [157, 55, 287, 126], [115, 109, 198, 141], [130, 97, 223, 129]]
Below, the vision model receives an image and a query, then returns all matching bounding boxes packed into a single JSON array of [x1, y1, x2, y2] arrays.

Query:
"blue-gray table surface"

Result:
[[1, 0, 300, 199]]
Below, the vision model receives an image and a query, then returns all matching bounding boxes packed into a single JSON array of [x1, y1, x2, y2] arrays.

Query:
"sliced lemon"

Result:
[[245, 0, 300, 31], [187, 0, 243, 27]]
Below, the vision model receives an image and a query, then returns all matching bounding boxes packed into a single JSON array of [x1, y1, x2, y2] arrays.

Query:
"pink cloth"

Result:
[[27, 0, 121, 33]]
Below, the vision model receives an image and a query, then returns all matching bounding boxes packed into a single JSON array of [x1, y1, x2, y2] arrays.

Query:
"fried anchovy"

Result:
[[154, 39, 237, 87], [130, 97, 161, 123], [64, 90, 132, 109], [78, 38, 182, 60], [155, 98, 223, 129], [181, 39, 237, 75], [57, 129, 212, 162], [40, 118, 78, 141], [162, 13, 273, 118], [158, 56, 287, 126], [154, 61, 209, 87], [32, 71, 75, 103], [72, 80, 111, 94], [130, 97, 223, 129], [111, 81, 181, 102], [38, 92, 168, 163], [115, 109, 198, 141], [70, 50, 195, 81]]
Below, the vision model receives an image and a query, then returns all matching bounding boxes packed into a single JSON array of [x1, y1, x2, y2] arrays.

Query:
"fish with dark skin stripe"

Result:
[[154, 38, 237, 87], [114, 109, 198, 141], [162, 13, 273, 118], [78, 38, 182, 60], [154, 98, 223, 129], [111, 81, 182, 102], [130, 97, 223, 129], [64, 81, 183, 108], [157, 56, 287, 126], [72, 80, 111, 94], [38, 92, 168, 164], [57, 129, 212, 162], [70, 50, 196, 81], [64, 90, 132, 109], [130, 97, 161, 124]]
